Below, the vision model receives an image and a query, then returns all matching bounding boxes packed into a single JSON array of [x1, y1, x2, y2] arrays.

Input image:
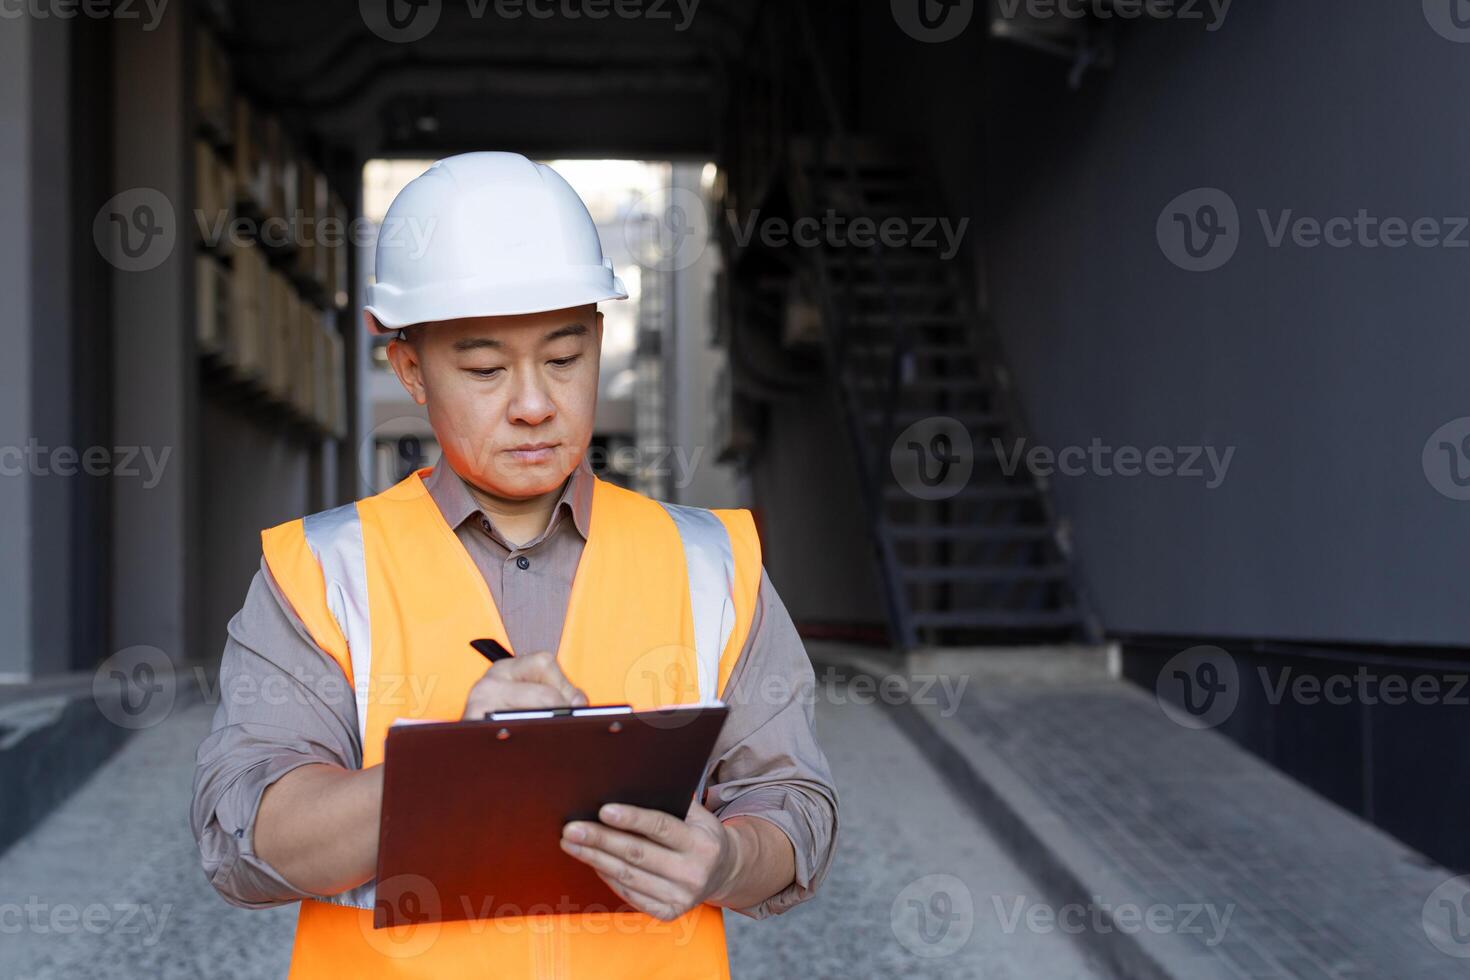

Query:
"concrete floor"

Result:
[[0, 685, 1104, 979]]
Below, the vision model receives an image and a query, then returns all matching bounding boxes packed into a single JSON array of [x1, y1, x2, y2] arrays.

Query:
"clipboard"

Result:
[[373, 703, 729, 928]]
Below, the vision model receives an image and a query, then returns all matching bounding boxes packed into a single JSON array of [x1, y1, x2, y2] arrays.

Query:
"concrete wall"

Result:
[[0, 14, 38, 680], [850, 2, 1470, 647], [198, 400, 315, 660]]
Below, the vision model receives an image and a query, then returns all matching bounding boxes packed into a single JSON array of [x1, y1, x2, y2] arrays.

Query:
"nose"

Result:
[[506, 370, 555, 427]]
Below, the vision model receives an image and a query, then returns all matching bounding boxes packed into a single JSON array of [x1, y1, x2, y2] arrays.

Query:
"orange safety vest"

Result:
[[260, 469, 763, 979]]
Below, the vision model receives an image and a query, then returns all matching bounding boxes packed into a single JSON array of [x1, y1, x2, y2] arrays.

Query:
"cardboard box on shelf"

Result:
[[264, 268, 293, 400], [233, 97, 268, 215], [294, 158, 322, 291], [194, 140, 236, 252], [196, 255, 232, 358], [293, 299, 319, 420], [262, 116, 298, 230], [229, 243, 268, 382], [323, 326, 347, 438], [327, 191, 350, 310], [194, 28, 233, 145]]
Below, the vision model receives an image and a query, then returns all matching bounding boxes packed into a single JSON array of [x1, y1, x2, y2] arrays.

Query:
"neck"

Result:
[[463, 475, 568, 548]]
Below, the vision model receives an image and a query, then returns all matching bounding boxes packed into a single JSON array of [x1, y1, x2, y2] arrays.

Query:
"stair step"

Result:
[[850, 377, 984, 393], [901, 564, 1070, 584], [888, 525, 1054, 544], [851, 343, 974, 359], [864, 410, 1002, 431], [883, 484, 1038, 503], [910, 608, 1080, 630], [845, 312, 968, 327], [822, 252, 941, 267]]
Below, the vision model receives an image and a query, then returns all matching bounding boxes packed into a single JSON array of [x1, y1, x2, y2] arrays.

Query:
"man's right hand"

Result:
[[462, 651, 589, 719]]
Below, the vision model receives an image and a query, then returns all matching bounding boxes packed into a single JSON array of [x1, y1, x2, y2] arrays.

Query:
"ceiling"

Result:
[[211, 0, 760, 166]]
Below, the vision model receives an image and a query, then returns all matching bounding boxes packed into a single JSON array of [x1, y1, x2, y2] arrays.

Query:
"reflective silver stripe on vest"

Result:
[[659, 503, 739, 803], [657, 502, 737, 704], [301, 502, 376, 912]]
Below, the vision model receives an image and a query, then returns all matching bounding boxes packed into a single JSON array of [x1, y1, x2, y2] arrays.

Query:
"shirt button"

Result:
[[516, 556, 531, 570], [480, 518, 492, 534]]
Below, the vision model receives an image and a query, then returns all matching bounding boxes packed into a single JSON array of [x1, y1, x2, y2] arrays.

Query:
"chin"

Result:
[[473, 459, 571, 500]]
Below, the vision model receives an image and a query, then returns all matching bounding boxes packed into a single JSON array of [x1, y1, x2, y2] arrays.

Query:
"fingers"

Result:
[[495, 682, 578, 710], [559, 834, 685, 910], [595, 871, 684, 922], [561, 820, 682, 880], [490, 652, 588, 707], [597, 804, 691, 849]]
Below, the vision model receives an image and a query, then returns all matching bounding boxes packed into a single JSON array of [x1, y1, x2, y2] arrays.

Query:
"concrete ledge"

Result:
[[807, 642, 1466, 979], [0, 663, 206, 857], [809, 644, 1193, 980]]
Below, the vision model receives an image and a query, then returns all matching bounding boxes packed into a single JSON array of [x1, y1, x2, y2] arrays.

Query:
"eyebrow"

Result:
[[451, 323, 588, 352]]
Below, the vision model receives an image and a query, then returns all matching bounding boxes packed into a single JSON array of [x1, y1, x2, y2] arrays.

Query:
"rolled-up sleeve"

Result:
[[703, 569, 839, 919], [190, 560, 362, 909]]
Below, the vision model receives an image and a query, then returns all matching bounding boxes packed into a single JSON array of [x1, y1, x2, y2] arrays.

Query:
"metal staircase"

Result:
[[790, 138, 1098, 650]]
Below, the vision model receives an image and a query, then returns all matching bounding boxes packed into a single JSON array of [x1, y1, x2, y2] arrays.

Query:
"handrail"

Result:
[[793, 0, 918, 649]]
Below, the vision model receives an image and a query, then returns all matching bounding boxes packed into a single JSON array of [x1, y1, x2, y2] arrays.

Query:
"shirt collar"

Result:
[[423, 455, 594, 543]]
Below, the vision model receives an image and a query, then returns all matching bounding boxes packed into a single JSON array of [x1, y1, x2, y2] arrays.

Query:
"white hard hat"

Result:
[[364, 152, 628, 332]]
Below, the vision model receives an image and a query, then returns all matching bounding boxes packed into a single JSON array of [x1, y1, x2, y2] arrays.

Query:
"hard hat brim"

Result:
[[365, 271, 629, 333]]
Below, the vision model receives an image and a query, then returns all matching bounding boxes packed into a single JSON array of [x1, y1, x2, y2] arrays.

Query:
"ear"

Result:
[[384, 337, 427, 405]]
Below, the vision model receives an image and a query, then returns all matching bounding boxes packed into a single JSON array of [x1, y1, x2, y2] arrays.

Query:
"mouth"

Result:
[[503, 442, 560, 465]]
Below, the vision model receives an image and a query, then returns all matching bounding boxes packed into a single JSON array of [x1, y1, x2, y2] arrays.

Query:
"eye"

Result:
[[468, 367, 503, 379], [549, 355, 580, 368]]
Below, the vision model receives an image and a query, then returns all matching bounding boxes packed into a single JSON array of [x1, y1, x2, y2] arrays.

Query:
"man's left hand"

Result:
[[560, 800, 738, 921]]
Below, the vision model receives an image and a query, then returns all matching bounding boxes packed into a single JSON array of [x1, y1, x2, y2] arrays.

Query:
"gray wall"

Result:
[[199, 399, 315, 661], [753, 385, 887, 629], [860, 3, 1470, 645]]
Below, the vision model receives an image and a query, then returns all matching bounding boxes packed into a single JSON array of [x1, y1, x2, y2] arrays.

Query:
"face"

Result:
[[384, 305, 602, 500]]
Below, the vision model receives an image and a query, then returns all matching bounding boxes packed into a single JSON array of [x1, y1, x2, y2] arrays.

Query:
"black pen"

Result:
[[469, 638, 514, 663]]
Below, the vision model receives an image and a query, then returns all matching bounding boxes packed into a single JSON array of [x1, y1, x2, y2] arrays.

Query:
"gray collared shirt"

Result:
[[191, 459, 837, 919]]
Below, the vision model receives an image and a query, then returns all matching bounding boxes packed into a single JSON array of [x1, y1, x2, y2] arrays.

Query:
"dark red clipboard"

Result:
[[372, 704, 728, 929]]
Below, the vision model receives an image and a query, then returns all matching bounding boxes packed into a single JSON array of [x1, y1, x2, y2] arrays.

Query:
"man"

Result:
[[191, 152, 838, 978]]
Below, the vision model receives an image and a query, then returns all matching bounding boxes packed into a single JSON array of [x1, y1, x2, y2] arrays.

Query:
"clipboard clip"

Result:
[[483, 704, 634, 722]]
